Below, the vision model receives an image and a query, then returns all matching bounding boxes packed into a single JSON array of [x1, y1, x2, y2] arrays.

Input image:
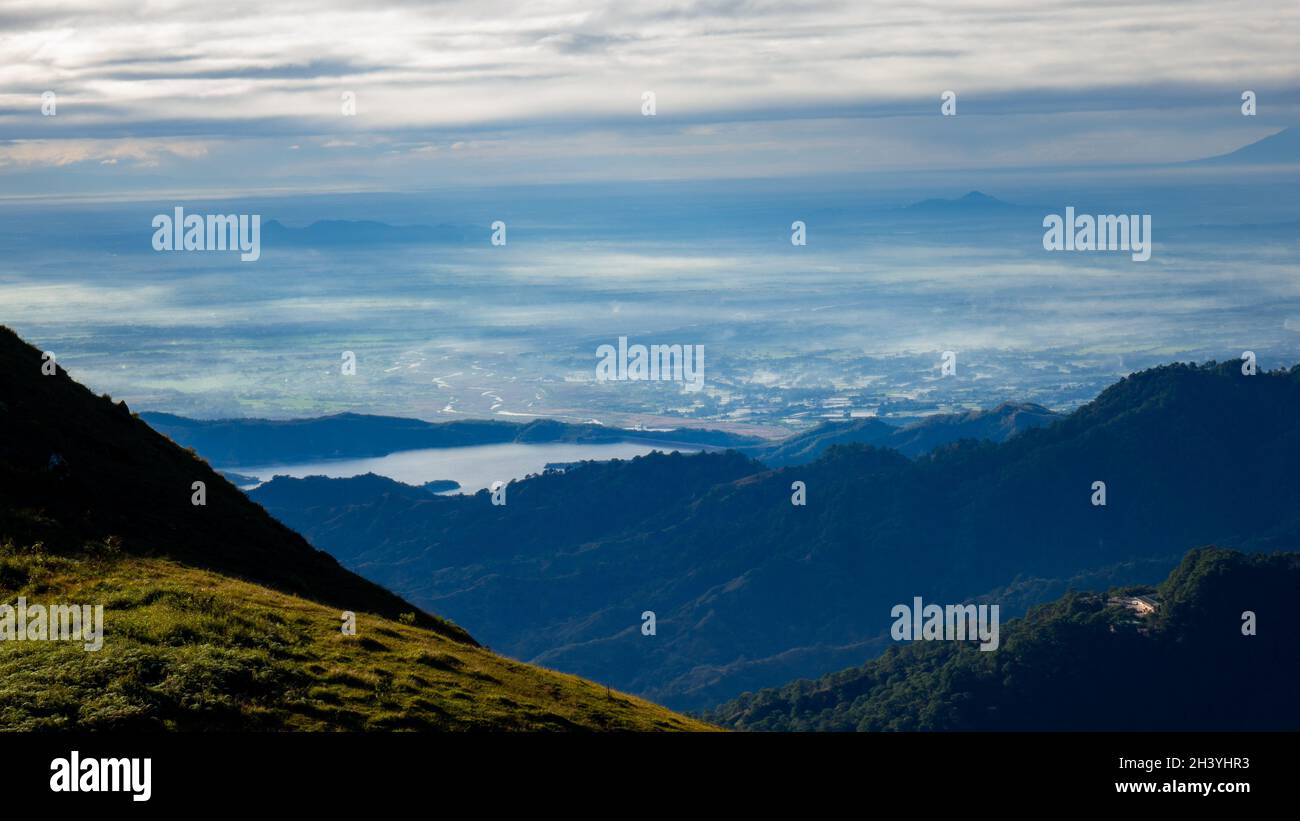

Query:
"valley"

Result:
[[243, 360, 1300, 710]]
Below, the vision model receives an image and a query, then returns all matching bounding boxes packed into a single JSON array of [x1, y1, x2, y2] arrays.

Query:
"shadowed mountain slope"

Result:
[[253, 360, 1300, 709], [706, 547, 1300, 731]]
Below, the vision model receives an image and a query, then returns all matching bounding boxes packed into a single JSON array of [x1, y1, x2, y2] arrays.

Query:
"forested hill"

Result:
[[706, 547, 1300, 731], [254, 360, 1300, 709]]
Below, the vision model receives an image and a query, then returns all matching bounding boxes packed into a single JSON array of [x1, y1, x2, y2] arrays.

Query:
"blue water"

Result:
[[230, 441, 697, 493]]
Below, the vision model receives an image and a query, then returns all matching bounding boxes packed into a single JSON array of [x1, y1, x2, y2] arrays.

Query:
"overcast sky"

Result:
[[1, 0, 1297, 197]]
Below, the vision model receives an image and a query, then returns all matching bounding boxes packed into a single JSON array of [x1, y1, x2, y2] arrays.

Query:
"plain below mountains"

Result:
[[247, 360, 1300, 710], [0, 325, 708, 731]]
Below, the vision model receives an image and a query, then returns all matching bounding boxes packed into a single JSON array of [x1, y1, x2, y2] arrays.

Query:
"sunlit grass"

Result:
[[0, 549, 714, 732]]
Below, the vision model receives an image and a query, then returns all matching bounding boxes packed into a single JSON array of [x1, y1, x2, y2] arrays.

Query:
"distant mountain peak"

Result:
[[1191, 127, 1299, 165], [902, 190, 1020, 212]]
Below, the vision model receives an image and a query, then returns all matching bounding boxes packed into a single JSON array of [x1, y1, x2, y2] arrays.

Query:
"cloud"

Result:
[[4, 1, 1296, 132], [0, 1, 1297, 193], [0, 138, 210, 168]]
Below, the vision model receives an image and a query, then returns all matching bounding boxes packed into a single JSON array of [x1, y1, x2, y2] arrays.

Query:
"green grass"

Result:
[[0, 548, 713, 731]]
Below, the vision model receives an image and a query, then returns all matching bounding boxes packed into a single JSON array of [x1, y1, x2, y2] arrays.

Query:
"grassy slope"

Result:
[[0, 325, 712, 730], [0, 547, 712, 731]]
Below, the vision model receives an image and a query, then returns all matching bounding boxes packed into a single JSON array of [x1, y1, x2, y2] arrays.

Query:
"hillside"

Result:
[[0, 326, 461, 636], [0, 550, 707, 730], [0, 325, 710, 731], [252, 360, 1300, 710], [705, 547, 1300, 731]]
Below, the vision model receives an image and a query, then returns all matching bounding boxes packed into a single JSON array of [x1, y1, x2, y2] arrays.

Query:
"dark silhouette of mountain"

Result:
[[249, 472, 461, 508], [1190, 127, 1299, 165], [0, 325, 709, 731], [252, 360, 1300, 709], [142, 411, 755, 467], [901, 190, 1029, 215], [422, 479, 461, 493], [706, 547, 1300, 731], [251, 473, 437, 508], [260, 219, 469, 245], [746, 402, 1057, 466]]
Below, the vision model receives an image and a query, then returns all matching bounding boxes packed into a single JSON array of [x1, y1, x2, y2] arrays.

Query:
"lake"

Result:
[[229, 441, 697, 493]]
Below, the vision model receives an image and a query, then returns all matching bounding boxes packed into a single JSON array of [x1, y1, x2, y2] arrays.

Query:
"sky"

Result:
[[1, 0, 1298, 197]]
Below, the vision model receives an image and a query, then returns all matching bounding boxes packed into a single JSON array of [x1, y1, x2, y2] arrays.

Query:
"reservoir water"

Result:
[[230, 441, 698, 493]]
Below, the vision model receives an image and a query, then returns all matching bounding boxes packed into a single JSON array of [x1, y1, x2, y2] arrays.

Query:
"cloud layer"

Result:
[[1, 0, 1297, 192]]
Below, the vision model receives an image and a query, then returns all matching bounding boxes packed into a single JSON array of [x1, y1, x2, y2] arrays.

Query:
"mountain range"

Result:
[[5, 318, 1296, 727], [145, 400, 1053, 475], [248, 360, 1300, 709], [142, 411, 756, 468]]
